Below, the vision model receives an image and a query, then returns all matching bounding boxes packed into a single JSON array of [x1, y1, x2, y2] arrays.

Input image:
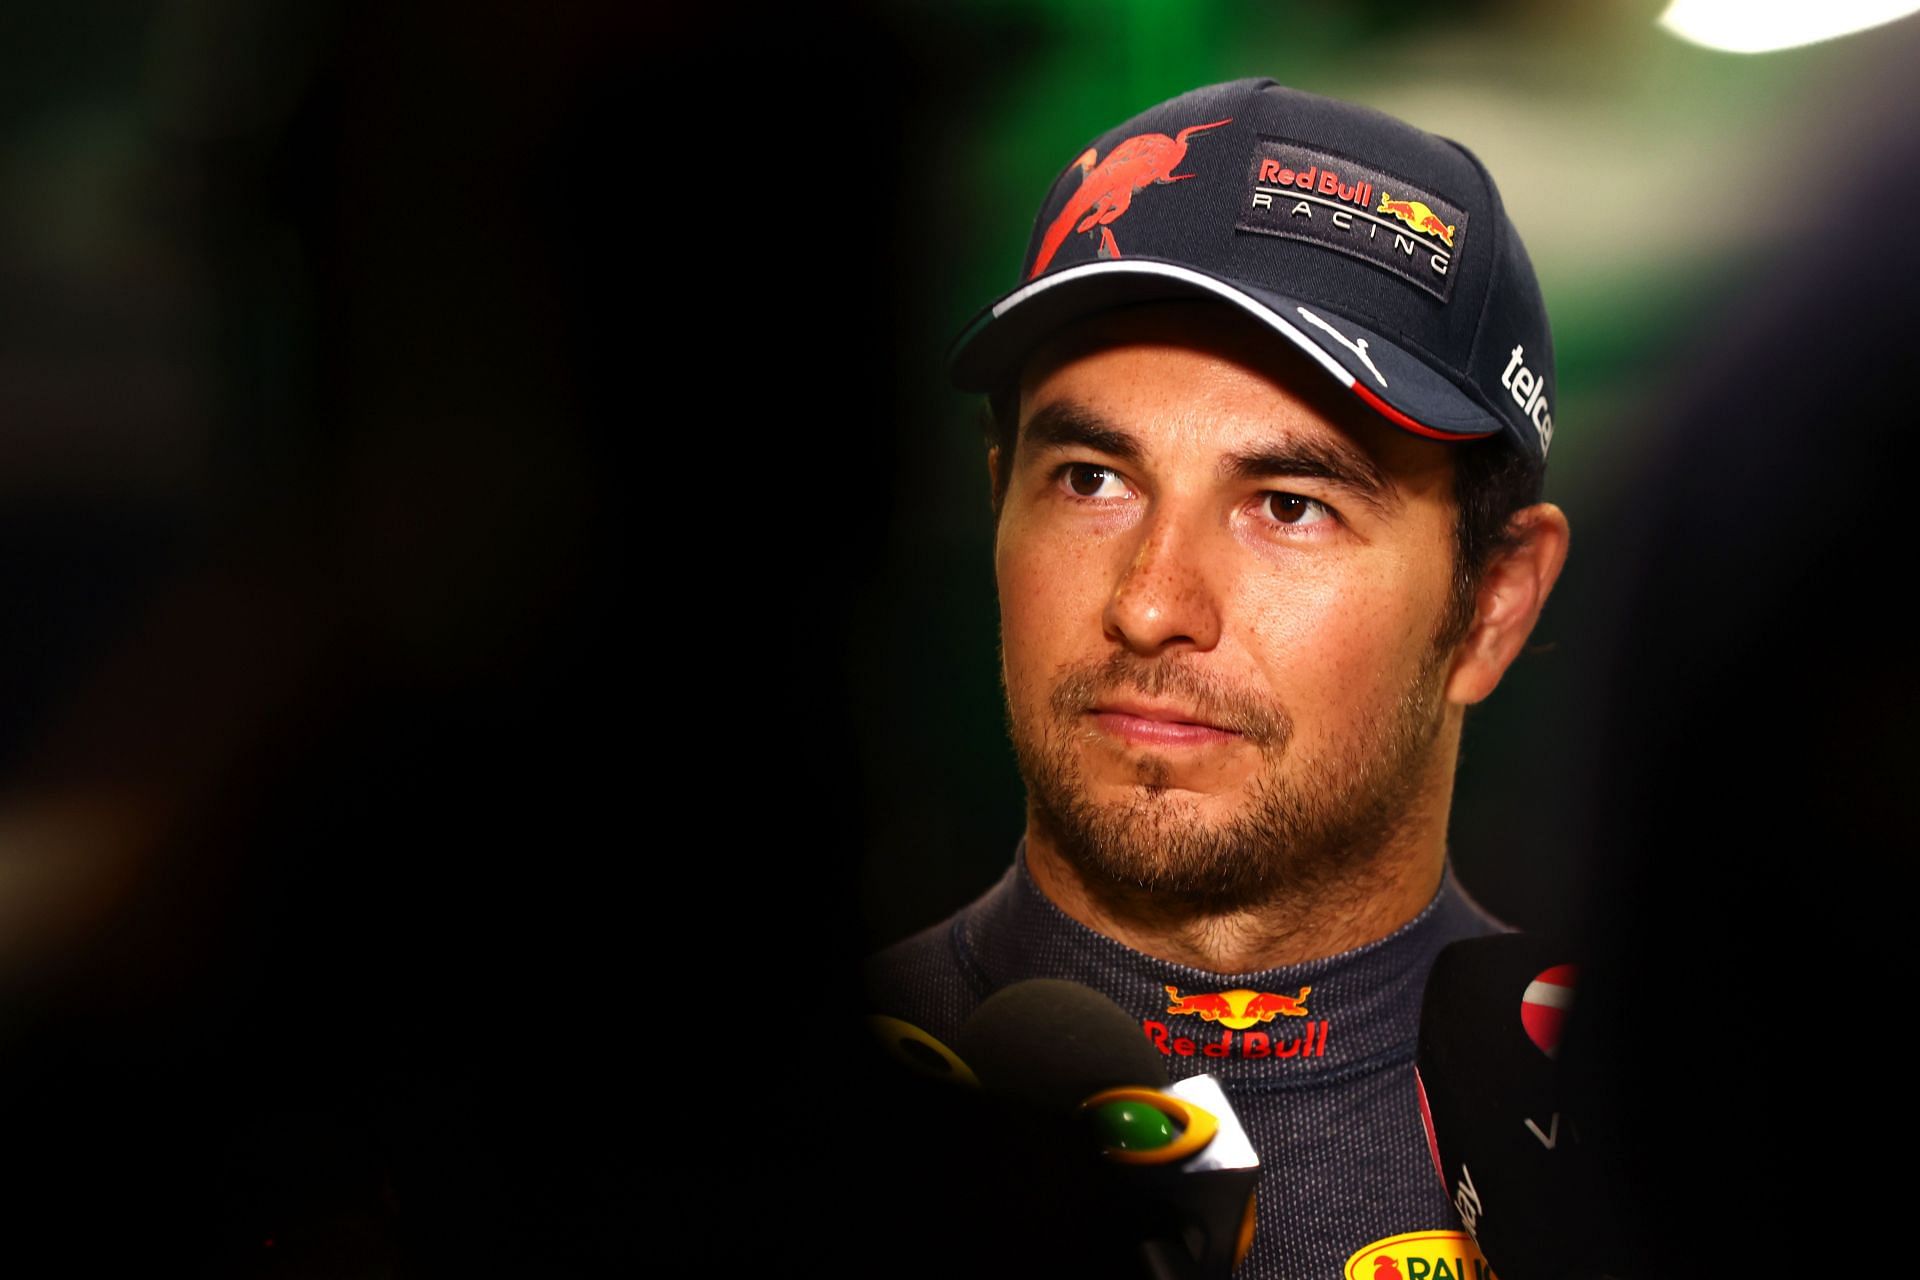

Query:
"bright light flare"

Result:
[[1658, 0, 1920, 53]]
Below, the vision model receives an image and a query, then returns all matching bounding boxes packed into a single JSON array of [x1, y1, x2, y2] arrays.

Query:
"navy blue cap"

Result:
[[950, 78, 1557, 466]]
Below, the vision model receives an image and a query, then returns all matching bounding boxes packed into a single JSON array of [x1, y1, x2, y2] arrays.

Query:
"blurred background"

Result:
[[0, 0, 1914, 1269], [0, 2, 644, 1271]]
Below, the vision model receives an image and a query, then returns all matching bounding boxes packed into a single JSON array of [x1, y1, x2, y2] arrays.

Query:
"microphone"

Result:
[[1415, 935, 1614, 1280], [956, 979, 1260, 1280]]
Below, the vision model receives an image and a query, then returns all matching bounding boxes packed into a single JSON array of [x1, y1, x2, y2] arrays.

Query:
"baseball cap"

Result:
[[949, 77, 1557, 467]]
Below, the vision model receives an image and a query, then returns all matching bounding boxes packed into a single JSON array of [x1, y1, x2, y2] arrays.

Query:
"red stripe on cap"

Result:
[[1350, 382, 1499, 443]]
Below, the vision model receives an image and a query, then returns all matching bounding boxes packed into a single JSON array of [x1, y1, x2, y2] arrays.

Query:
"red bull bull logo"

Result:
[[1163, 984, 1311, 1028], [1375, 193, 1456, 248]]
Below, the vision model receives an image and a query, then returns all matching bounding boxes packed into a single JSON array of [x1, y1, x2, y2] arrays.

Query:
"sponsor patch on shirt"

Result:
[[1235, 138, 1467, 302], [1344, 1229, 1495, 1280]]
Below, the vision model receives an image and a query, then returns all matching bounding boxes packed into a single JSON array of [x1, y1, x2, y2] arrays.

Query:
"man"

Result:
[[867, 77, 1568, 1277]]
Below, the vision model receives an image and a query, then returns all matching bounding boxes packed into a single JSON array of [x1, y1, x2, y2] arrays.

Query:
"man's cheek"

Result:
[[998, 587, 1074, 681], [994, 621, 1048, 726], [1001, 557, 1075, 623]]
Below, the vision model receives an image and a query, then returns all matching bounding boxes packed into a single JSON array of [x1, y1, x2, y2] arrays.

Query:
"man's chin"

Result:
[[1032, 792, 1297, 904], [1078, 748, 1259, 803], [1082, 772, 1225, 801]]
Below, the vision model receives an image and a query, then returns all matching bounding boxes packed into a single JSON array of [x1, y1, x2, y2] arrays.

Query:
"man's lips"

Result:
[[1086, 700, 1242, 747]]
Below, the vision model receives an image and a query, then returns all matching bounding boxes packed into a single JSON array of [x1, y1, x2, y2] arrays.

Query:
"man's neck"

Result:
[[1022, 820, 1449, 974]]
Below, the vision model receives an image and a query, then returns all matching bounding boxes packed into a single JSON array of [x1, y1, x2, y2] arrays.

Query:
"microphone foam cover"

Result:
[[957, 978, 1170, 1113]]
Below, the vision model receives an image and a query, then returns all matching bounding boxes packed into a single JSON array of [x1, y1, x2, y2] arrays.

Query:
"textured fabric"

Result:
[[865, 838, 1509, 1278]]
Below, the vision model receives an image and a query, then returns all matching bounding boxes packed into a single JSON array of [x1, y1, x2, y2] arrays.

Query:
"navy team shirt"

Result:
[[865, 838, 1507, 1279]]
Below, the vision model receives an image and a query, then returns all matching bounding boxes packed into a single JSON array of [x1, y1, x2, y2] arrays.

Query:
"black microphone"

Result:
[[1416, 934, 1615, 1280], [956, 979, 1260, 1280]]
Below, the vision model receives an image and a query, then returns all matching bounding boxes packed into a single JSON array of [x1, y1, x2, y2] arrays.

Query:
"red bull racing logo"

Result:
[[1144, 985, 1329, 1059], [1236, 137, 1468, 303]]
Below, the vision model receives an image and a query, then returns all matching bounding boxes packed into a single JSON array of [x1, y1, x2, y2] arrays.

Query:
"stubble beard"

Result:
[[1006, 644, 1453, 914]]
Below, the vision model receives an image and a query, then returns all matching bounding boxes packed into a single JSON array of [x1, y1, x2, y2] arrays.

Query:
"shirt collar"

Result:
[[956, 837, 1507, 1086]]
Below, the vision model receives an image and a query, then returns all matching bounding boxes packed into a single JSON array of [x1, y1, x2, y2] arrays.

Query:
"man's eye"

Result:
[[1060, 463, 1129, 499], [1261, 492, 1333, 527]]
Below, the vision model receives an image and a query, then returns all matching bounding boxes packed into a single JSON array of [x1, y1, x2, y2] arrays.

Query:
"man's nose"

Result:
[[1103, 507, 1223, 655]]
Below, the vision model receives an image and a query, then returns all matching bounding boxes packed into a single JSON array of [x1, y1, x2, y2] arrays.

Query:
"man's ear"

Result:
[[987, 445, 1004, 518], [1444, 503, 1571, 705]]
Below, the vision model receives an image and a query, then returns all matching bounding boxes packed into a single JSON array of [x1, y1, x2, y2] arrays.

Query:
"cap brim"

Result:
[[948, 258, 1504, 445]]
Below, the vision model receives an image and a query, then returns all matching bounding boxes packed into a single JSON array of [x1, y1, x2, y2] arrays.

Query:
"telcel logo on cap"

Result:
[[1501, 343, 1553, 456]]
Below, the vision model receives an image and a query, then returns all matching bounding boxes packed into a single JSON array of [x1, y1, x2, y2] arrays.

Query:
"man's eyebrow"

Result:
[[1021, 396, 1399, 514], [1019, 400, 1145, 468], [1221, 435, 1395, 513]]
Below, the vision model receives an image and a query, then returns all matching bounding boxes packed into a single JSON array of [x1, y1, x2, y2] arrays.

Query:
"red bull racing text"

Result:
[[1236, 137, 1468, 303], [1142, 1019, 1330, 1059]]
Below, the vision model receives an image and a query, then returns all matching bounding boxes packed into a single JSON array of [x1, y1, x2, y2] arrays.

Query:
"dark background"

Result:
[[0, 2, 650, 1269], [0, 0, 1912, 1269]]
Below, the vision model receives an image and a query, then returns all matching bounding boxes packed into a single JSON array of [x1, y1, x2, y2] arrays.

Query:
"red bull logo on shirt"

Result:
[[1162, 984, 1312, 1027], [1144, 985, 1328, 1059]]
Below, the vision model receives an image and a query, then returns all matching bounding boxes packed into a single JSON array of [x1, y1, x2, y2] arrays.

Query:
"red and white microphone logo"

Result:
[[1520, 963, 1578, 1059]]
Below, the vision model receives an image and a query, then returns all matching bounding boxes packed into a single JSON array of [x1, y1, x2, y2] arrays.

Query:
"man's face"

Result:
[[995, 302, 1466, 908]]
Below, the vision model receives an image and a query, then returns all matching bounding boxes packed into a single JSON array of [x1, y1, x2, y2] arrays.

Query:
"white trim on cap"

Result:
[[988, 259, 1359, 392]]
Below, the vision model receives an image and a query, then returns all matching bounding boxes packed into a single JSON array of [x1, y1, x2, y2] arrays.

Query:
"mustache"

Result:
[[1049, 653, 1291, 747]]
